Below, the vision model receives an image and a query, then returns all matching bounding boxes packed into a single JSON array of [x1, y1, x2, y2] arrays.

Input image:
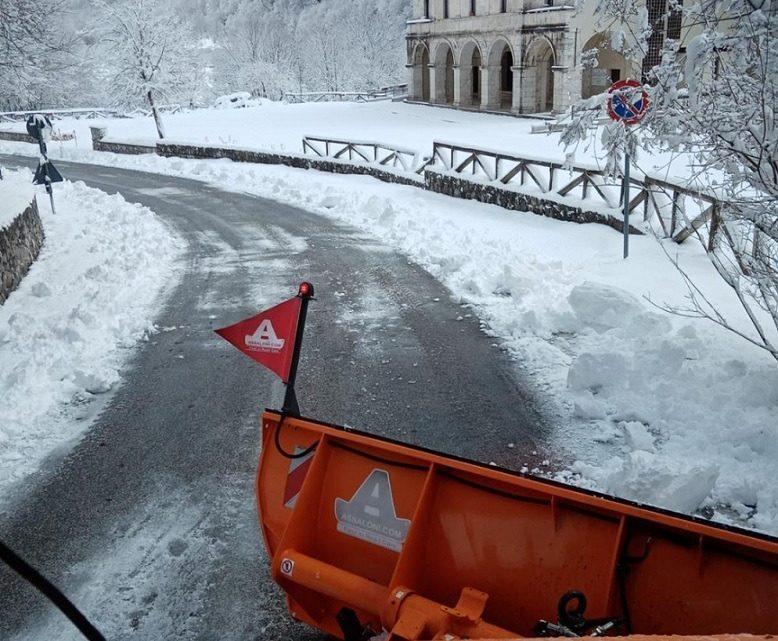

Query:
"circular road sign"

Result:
[[25, 113, 53, 142], [607, 79, 650, 125]]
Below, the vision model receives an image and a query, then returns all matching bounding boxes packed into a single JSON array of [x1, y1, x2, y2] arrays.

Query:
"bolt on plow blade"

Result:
[[256, 411, 778, 640]]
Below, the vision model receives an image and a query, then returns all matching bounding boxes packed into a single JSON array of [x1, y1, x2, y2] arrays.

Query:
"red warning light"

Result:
[[298, 282, 314, 298]]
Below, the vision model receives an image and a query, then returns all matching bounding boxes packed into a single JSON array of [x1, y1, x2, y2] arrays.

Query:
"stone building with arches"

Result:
[[406, 0, 648, 115]]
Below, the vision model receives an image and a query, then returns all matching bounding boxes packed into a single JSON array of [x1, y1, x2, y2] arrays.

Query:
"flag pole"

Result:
[[282, 282, 315, 416]]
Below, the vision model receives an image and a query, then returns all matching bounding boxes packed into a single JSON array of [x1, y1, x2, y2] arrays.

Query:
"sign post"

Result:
[[606, 79, 650, 259], [26, 114, 63, 215], [623, 150, 630, 259]]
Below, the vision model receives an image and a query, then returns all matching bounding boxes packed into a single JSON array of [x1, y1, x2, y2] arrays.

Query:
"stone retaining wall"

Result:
[[425, 171, 643, 235], [156, 143, 423, 187], [0, 130, 36, 144], [89, 126, 156, 155], [0, 198, 45, 305], [94, 140, 157, 155]]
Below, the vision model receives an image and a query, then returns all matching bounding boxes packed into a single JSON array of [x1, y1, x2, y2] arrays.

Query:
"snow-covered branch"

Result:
[[565, 0, 778, 361]]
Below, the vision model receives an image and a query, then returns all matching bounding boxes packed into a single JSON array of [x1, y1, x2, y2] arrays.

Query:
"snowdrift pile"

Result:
[[0, 174, 182, 497]]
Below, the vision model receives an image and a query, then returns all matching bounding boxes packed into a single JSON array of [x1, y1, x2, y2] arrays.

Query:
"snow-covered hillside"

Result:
[[0, 171, 182, 498]]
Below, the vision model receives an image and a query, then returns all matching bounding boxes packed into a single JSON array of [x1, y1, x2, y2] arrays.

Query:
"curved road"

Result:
[[0, 156, 548, 641]]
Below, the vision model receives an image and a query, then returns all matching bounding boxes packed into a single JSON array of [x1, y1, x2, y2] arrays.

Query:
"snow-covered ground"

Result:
[[1, 102, 775, 535], [0, 101, 690, 181], [0, 170, 182, 498]]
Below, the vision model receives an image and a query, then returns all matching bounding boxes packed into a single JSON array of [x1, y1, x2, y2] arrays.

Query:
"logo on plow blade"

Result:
[[334, 469, 410, 552]]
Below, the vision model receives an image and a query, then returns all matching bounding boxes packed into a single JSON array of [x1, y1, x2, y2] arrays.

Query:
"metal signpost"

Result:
[[606, 79, 650, 259], [26, 114, 63, 214]]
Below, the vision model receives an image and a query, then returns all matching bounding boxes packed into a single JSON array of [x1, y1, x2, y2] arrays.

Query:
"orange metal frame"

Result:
[[256, 411, 778, 640]]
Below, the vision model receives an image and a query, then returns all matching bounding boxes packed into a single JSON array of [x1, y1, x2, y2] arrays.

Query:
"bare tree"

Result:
[[94, 0, 198, 138], [563, 0, 778, 361]]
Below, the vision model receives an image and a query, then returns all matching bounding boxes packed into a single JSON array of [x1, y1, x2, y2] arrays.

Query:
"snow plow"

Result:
[[256, 410, 778, 640], [215, 283, 778, 640]]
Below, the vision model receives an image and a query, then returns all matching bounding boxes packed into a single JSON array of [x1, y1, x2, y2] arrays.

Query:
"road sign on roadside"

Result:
[[606, 79, 650, 125], [26, 114, 63, 214], [605, 79, 650, 259], [26, 114, 53, 141]]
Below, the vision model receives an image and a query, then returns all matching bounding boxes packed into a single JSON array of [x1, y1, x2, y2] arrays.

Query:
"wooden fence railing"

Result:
[[285, 87, 406, 104], [0, 108, 126, 123], [431, 141, 720, 249], [303, 136, 431, 175], [0, 104, 198, 123]]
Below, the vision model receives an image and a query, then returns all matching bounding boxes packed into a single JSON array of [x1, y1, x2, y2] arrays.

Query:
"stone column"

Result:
[[90, 126, 107, 147], [551, 66, 569, 114], [510, 65, 522, 114], [452, 65, 462, 106], [552, 31, 577, 113], [481, 64, 500, 110], [407, 63, 420, 101], [520, 65, 536, 114], [429, 64, 441, 103], [460, 63, 474, 107]]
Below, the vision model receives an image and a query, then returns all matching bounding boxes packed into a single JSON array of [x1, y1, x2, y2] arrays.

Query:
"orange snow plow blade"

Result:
[[256, 411, 778, 640]]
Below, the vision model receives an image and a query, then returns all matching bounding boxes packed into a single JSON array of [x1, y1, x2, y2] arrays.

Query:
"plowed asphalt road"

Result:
[[0, 156, 548, 641]]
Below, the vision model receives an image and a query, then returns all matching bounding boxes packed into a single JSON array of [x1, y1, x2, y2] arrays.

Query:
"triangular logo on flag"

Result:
[[215, 296, 302, 383]]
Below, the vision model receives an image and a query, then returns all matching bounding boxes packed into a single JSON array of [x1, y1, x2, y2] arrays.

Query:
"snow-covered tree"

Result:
[[0, 0, 74, 109], [209, 0, 408, 98], [217, 1, 299, 99], [93, 0, 201, 138], [563, 0, 778, 361], [295, 0, 409, 92]]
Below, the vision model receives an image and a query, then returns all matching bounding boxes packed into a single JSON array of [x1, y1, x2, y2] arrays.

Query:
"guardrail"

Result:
[[122, 104, 192, 118], [430, 141, 720, 249], [0, 108, 126, 123], [0, 103, 197, 123], [303, 136, 431, 175], [285, 87, 406, 104]]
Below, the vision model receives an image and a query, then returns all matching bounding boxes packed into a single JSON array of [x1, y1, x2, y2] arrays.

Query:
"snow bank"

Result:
[[0, 173, 182, 497], [0, 170, 35, 230], [1, 142, 775, 535]]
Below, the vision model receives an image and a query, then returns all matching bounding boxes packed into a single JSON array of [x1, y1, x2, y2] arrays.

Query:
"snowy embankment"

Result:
[[1, 120, 775, 535], [0, 171, 35, 230], [0, 170, 182, 497]]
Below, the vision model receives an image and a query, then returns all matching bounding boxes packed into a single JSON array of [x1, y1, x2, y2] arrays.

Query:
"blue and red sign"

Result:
[[606, 79, 650, 125]]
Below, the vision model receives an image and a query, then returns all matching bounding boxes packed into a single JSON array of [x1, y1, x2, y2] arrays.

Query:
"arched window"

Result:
[[470, 0, 476, 16], [444, 0, 449, 18], [501, 0, 507, 12], [424, 0, 430, 18]]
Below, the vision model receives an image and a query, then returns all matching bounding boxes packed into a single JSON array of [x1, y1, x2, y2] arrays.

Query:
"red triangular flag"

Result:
[[215, 296, 302, 383]]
